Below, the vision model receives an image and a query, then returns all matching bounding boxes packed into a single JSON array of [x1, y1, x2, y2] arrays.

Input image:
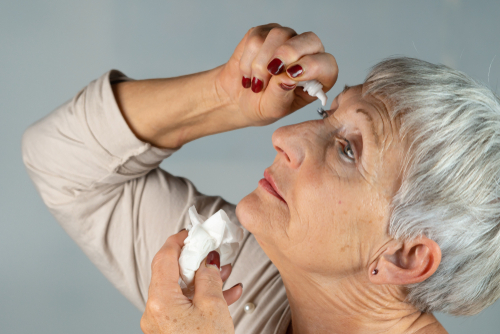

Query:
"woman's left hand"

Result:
[[140, 230, 243, 334]]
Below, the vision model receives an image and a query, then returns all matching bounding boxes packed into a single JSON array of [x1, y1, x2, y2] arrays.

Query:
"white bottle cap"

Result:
[[296, 80, 328, 106]]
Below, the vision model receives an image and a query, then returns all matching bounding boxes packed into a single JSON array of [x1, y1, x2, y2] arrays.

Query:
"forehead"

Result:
[[339, 84, 387, 111], [337, 85, 386, 145]]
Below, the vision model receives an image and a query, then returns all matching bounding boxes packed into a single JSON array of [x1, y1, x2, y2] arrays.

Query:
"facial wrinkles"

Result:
[[361, 87, 395, 155], [361, 93, 406, 198], [288, 123, 328, 247], [325, 104, 377, 187], [348, 91, 398, 189]]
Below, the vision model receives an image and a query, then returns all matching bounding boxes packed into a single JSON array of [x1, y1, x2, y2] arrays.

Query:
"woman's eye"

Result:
[[342, 140, 355, 161]]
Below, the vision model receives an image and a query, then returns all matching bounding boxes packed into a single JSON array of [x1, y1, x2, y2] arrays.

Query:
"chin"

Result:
[[236, 188, 291, 248], [236, 190, 262, 235]]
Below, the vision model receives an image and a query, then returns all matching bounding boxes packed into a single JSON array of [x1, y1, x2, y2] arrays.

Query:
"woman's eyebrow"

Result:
[[342, 84, 352, 96], [356, 108, 381, 146], [339, 84, 383, 145]]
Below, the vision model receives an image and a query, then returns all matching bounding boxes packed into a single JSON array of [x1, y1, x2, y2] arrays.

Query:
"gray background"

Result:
[[2, 0, 500, 333]]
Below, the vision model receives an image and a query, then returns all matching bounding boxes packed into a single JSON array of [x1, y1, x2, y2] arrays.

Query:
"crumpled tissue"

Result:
[[179, 205, 244, 297]]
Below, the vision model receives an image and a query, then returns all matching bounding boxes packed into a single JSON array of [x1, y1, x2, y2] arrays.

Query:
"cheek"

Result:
[[236, 188, 290, 245], [285, 172, 375, 274], [287, 168, 344, 238]]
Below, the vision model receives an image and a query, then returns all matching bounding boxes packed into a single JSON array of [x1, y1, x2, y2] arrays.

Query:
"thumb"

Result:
[[192, 251, 225, 306]]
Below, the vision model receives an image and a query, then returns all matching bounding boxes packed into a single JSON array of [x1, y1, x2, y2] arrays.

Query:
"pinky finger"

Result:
[[223, 283, 243, 306]]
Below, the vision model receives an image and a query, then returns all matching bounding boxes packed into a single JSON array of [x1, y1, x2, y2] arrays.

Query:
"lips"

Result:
[[259, 169, 286, 204]]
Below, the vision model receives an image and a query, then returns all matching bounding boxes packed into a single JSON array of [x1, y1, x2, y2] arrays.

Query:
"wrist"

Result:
[[162, 65, 248, 148], [114, 67, 245, 150]]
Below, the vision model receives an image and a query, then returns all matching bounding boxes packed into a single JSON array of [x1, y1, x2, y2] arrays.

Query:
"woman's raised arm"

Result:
[[112, 23, 338, 149], [111, 67, 243, 149]]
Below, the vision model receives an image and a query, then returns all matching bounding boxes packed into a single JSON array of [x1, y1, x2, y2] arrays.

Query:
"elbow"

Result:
[[21, 121, 43, 169], [21, 123, 37, 168]]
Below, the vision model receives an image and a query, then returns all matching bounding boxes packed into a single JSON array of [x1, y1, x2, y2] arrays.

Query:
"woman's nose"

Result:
[[271, 124, 308, 169]]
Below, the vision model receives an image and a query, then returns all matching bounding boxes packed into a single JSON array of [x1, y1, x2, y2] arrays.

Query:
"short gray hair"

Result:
[[364, 56, 500, 316]]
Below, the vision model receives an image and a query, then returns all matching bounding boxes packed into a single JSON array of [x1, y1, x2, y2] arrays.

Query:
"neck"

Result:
[[279, 265, 441, 334]]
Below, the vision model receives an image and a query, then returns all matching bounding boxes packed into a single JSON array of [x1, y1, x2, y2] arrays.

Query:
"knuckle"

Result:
[[302, 31, 319, 41], [251, 59, 267, 74], [253, 23, 282, 39], [146, 298, 165, 316], [261, 22, 282, 31], [246, 34, 265, 52], [302, 31, 324, 49], [275, 44, 299, 61], [239, 61, 251, 75], [268, 26, 295, 40], [283, 26, 298, 37]]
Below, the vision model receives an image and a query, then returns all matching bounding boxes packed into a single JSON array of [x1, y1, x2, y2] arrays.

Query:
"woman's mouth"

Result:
[[259, 170, 287, 204]]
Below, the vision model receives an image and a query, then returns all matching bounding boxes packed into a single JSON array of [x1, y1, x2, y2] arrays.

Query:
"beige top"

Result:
[[22, 70, 291, 334]]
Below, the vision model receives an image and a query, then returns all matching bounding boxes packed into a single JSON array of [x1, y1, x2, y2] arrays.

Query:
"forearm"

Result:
[[112, 65, 244, 149]]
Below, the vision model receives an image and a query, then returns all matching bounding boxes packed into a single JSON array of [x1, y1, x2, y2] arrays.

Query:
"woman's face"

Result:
[[236, 84, 406, 277]]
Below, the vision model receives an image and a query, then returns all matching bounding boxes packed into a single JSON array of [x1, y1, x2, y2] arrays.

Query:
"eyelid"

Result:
[[329, 98, 340, 114]]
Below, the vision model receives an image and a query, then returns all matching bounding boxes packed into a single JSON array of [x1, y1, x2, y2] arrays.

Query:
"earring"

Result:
[[372, 269, 379, 275]]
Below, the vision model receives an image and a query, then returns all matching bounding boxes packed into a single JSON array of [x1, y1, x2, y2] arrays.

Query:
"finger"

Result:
[[250, 26, 297, 93], [223, 283, 243, 306], [285, 53, 338, 90], [220, 264, 232, 282], [269, 31, 325, 72], [239, 23, 282, 89], [148, 230, 189, 300], [192, 251, 225, 307]]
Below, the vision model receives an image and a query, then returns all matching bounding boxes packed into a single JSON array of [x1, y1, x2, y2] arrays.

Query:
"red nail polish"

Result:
[[287, 64, 303, 78], [242, 76, 251, 88], [251, 77, 263, 93], [207, 251, 220, 270], [267, 58, 284, 75], [279, 83, 296, 91]]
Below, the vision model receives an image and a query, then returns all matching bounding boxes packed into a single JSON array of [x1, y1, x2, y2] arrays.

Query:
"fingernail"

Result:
[[231, 283, 243, 289], [206, 251, 220, 270], [279, 83, 296, 91], [178, 228, 186, 233], [242, 76, 251, 89], [286, 64, 303, 78], [267, 58, 284, 75], [251, 77, 263, 93]]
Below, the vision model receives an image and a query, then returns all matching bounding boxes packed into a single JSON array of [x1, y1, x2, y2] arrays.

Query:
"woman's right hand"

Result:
[[215, 23, 339, 127], [111, 23, 338, 149]]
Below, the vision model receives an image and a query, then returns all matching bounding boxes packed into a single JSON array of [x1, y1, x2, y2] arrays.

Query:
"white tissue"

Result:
[[178, 205, 244, 297]]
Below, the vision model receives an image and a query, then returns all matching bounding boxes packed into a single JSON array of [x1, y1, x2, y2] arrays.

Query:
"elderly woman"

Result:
[[22, 23, 500, 333]]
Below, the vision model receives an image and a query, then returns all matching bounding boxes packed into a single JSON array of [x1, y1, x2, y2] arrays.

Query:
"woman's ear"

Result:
[[369, 237, 441, 285]]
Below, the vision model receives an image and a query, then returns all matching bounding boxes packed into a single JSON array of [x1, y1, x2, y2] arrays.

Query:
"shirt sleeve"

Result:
[[21, 70, 242, 311]]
